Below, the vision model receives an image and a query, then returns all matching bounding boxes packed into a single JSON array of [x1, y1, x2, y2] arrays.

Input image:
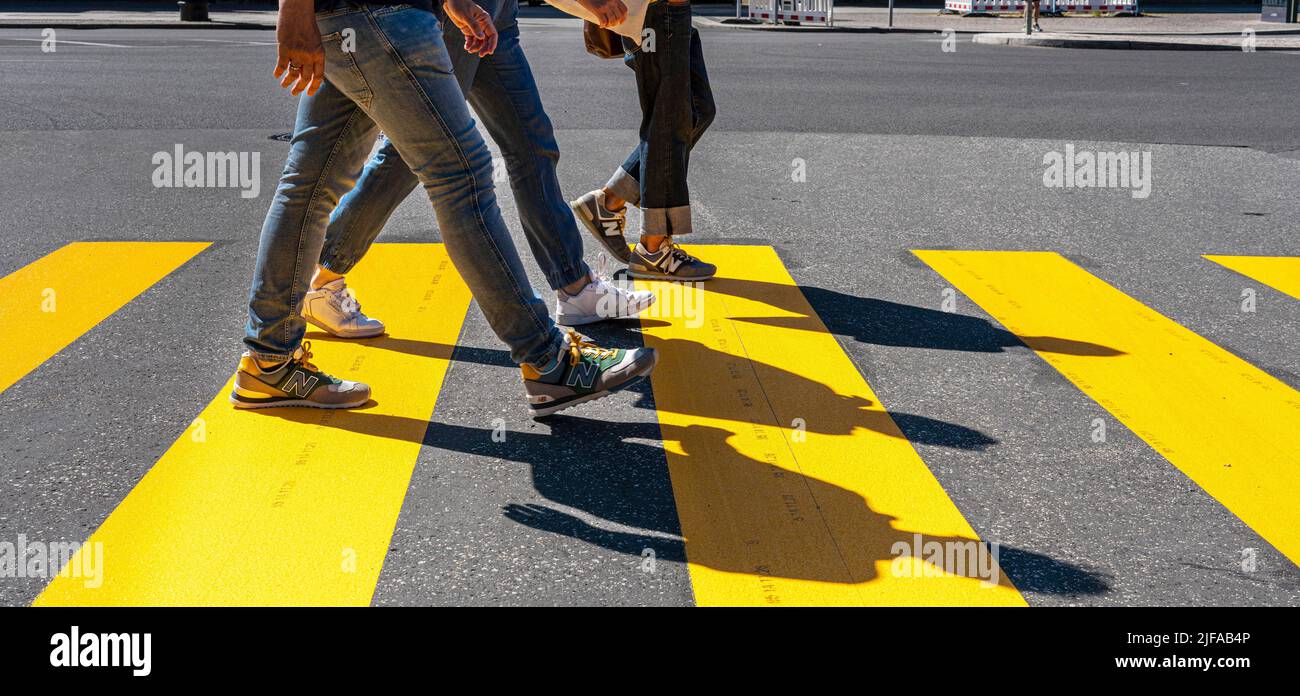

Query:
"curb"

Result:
[[0, 20, 274, 29], [694, 18, 945, 34], [694, 18, 1300, 38], [972, 32, 1297, 50]]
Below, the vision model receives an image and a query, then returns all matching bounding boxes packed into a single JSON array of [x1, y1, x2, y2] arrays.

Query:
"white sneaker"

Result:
[[302, 278, 386, 338], [555, 271, 655, 326]]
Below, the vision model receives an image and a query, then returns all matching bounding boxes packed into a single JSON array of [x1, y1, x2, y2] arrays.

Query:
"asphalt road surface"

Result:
[[0, 23, 1297, 606]]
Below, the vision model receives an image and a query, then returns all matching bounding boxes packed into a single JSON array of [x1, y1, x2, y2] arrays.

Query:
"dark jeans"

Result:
[[604, 3, 716, 237]]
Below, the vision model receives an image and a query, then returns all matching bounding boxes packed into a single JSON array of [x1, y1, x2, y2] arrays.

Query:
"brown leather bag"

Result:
[[583, 21, 623, 59]]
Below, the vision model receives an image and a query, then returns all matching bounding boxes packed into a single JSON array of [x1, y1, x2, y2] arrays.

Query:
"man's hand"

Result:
[[577, 0, 628, 29], [443, 0, 498, 58], [275, 0, 324, 96]]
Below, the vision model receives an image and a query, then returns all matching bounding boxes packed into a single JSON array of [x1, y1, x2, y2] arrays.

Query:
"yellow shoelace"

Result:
[[566, 330, 615, 367], [292, 340, 319, 372]]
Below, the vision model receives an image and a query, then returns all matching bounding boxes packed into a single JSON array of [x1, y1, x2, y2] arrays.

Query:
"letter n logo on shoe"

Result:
[[565, 362, 599, 390], [281, 369, 319, 398]]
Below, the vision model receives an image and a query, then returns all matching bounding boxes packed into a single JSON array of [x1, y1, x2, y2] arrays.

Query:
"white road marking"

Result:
[[2, 37, 130, 48], [185, 38, 277, 45]]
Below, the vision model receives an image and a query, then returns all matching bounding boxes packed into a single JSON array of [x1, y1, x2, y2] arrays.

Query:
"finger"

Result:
[[288, 62, 309, 96], [274, 53, 289, 79], [280, 64, 300, 90], [306, 58, 324, 97], [473, 18, 491, 55], [476, 9, 493, 37]]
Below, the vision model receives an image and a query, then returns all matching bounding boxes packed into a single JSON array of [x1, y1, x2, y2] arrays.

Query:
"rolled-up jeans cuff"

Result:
[[641, 205, 692, 236], [246, 348, 291, 364], [319, 253, 358, 275], [550, 260, 592, 292], [605, 167, 641, 207], [525, 331, 567, 373]]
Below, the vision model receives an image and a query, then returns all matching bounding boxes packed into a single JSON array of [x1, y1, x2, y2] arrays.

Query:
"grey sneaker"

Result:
[[570, 189, 632, 263], [230, 341, 371, 409], [627, 240, 716, 281], [522, 331, 658, 418]]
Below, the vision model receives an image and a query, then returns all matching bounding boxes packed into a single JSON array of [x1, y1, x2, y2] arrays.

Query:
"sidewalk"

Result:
[[703, 6, 1299, 33], [2, 3, 1298, 49], [701, 6, 1300, 49], [0, 7, 275, 29], [971, 29, 1300, 49]]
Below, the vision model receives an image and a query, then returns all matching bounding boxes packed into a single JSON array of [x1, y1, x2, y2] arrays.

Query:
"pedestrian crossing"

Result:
[[636, 246, 1023, 606], [917, 251, 1300, 569], [35, 244, 471, 606], [2, 242, 1297, 606], [0, 242, 208, 394], [1204, 255, 1300, 301]]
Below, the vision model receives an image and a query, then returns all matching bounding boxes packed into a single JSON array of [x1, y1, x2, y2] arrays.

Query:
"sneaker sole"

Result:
[[304, 315, 386, 339], [529, 351, 659, 418], [626, 267, 715, 282], [570, 200, 633, 264], [229, 392, 370, 410]]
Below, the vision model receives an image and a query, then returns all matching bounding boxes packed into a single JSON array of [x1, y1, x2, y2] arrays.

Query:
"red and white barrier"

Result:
[[944, 0, 1138, 14], [743, 0, 834, 26]]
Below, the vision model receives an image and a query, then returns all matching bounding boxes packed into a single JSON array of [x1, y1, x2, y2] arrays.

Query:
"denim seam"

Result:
[[370, 4, 415, 16], [365, 8, 554, 360], [321, 29, 373, 107], [248, 349, 291, 362]]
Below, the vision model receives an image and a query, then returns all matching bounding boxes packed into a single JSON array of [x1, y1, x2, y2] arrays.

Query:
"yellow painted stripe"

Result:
[[36, 244, 472, 606], [916, 250, 1300, 565], [637, 245, 1024, 606], [1204, 255, 1300, 301], [0, 242, 209, 394]]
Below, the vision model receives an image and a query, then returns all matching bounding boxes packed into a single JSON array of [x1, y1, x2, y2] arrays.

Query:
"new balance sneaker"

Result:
[[522, 331, 658, 418], [230, 342, 371, 409], [555, 270, 656, 326], [302, 278, 385, 338], [627, 240, 716, 281], [570, 189, 632, 263]]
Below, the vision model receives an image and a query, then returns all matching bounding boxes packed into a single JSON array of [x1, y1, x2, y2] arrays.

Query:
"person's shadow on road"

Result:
[[276, 280, 1120, 597]]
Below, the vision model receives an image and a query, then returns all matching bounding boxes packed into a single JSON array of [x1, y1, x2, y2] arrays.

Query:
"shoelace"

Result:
[[591, 256, 623, 295], [291, 340, 319, 372], [664, 242, 697, 265], [566, 330, 615, 367], [329, 285, 362, 317]]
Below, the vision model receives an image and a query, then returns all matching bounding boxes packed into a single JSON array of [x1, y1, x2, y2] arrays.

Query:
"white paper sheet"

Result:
[[541, 0, 649, 41]]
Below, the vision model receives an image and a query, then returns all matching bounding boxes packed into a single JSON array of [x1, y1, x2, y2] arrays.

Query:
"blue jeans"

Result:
[[244, 2, 563, 369], [604, 5, 716, 237], [318, 3, 590, 292]]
